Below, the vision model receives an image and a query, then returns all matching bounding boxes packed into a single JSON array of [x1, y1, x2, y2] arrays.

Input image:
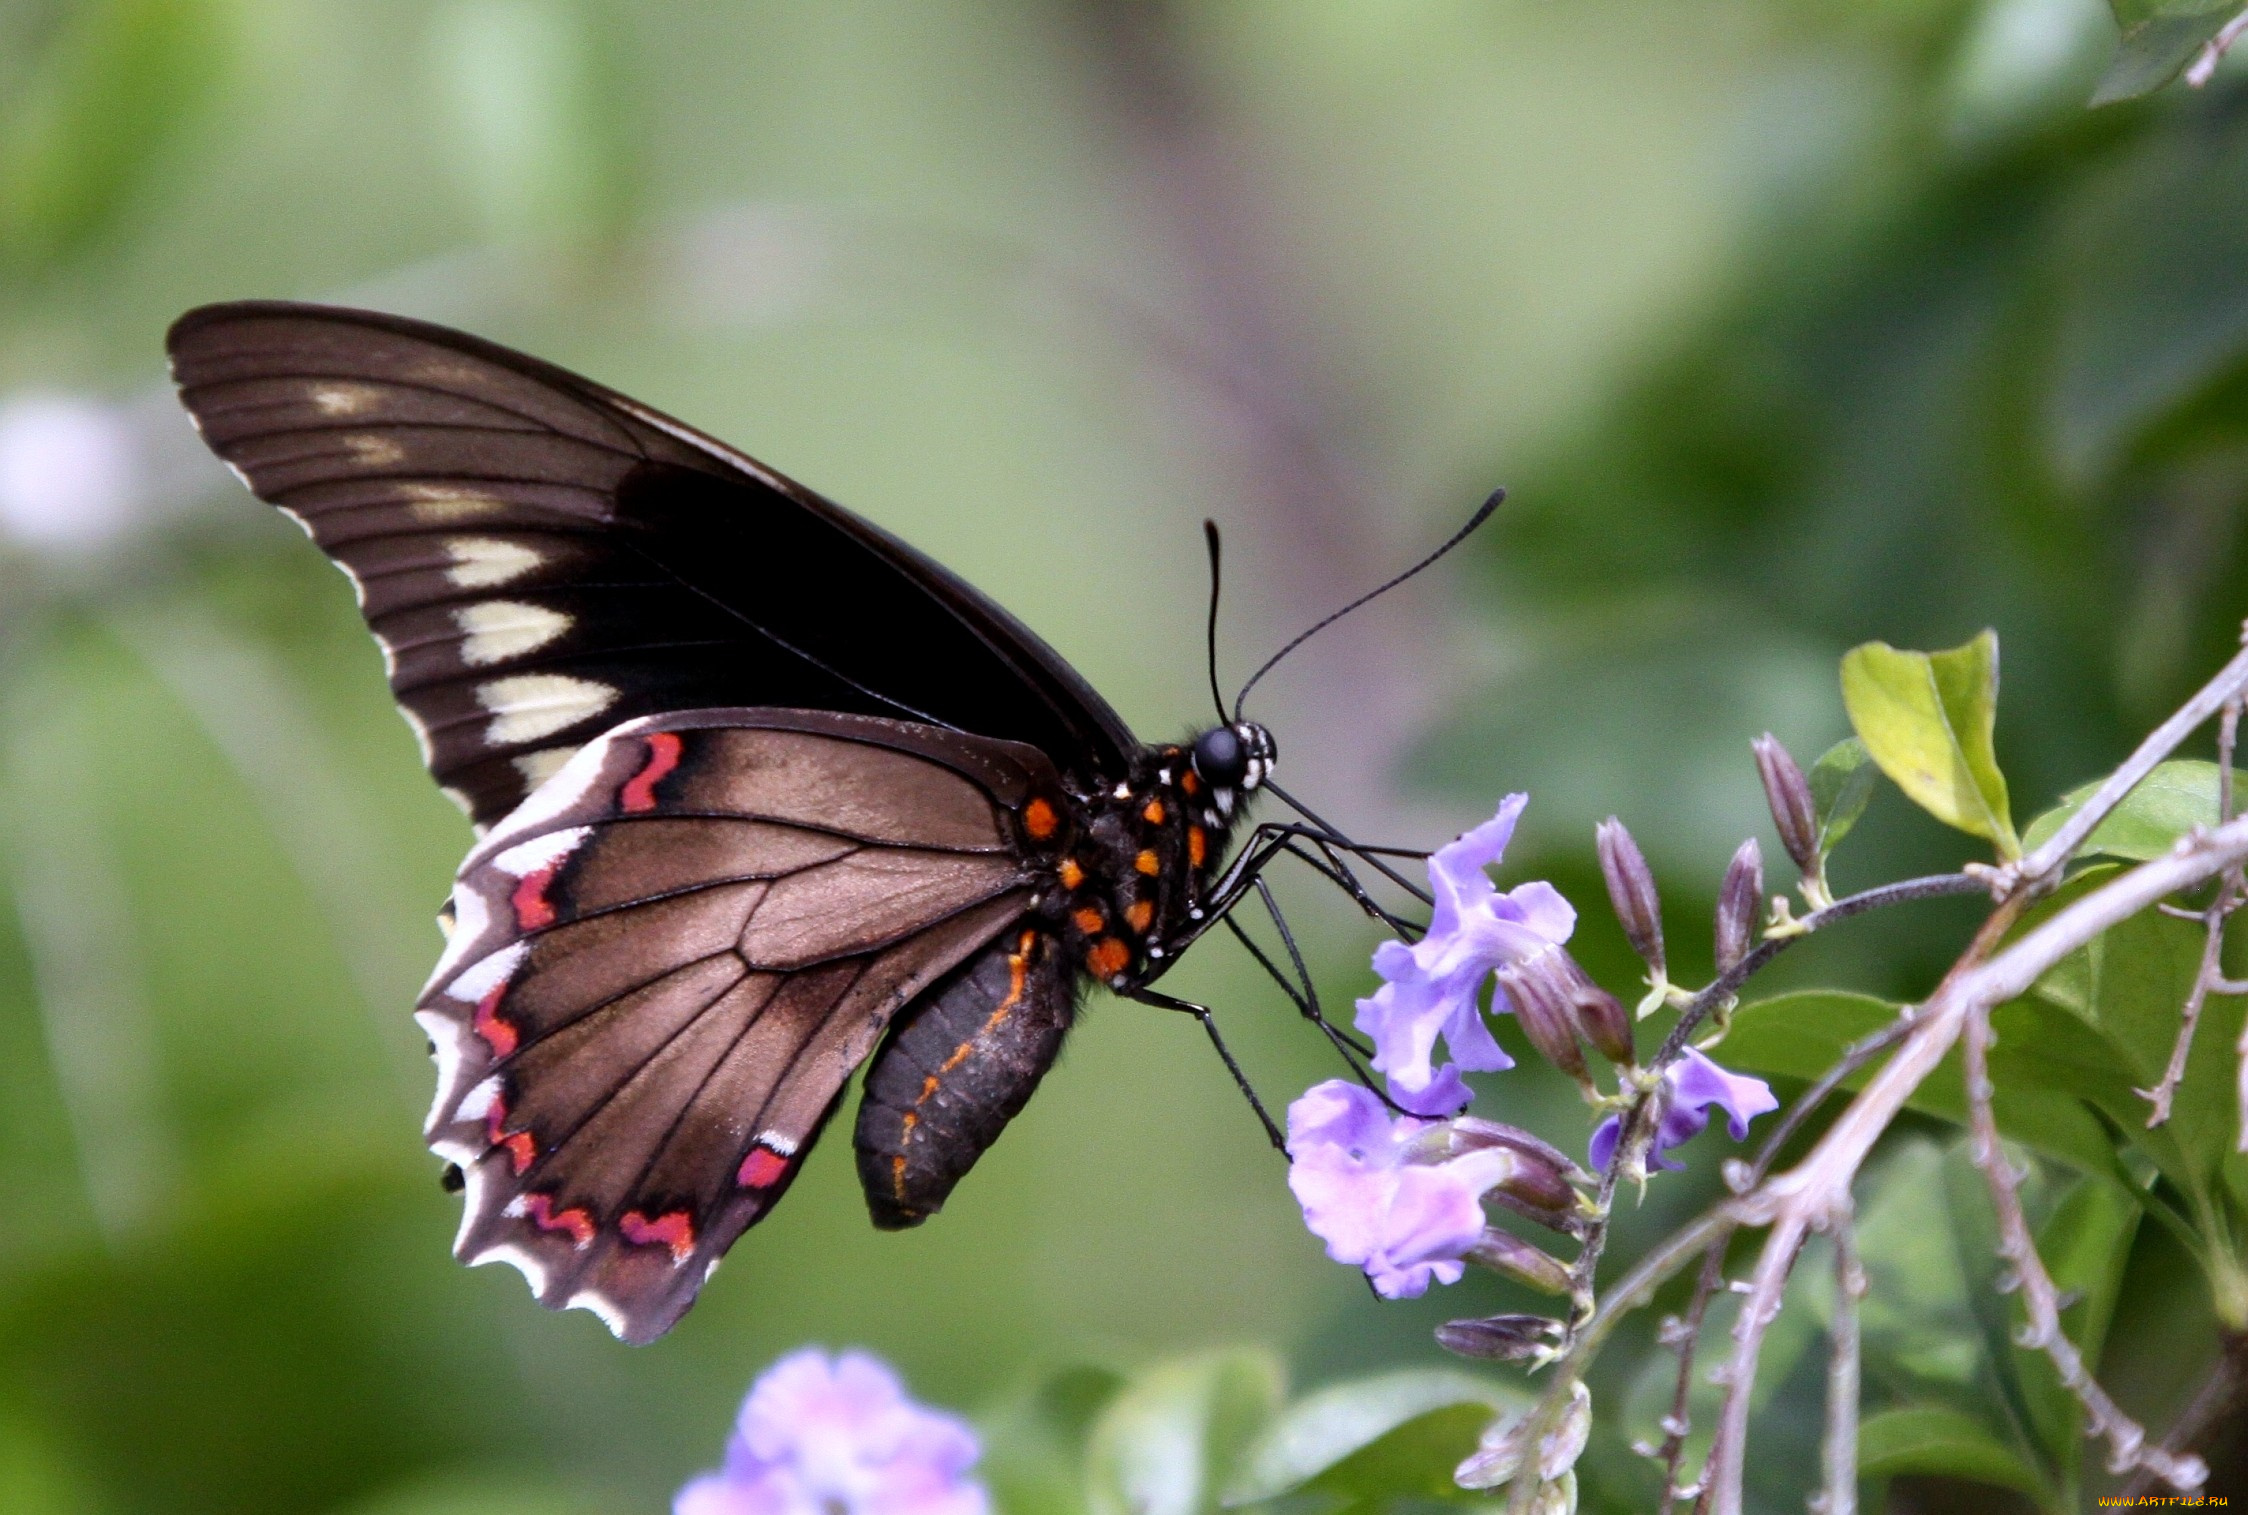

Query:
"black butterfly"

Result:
[[165, 301, 1413, 1344]]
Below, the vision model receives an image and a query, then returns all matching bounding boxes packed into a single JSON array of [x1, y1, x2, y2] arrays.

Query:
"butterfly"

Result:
[[164, 301, 1337, 1344]]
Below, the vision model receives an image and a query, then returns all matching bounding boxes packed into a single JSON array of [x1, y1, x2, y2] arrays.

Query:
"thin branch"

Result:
[[1656, 1237, 1733, 1515], [2186, 7, 2248, 87], [1818, 1219, 1864, 1515], [1656, 873, 1982, 1066], [2145, 697, 2245, 1126], [1963, 1002, 2210, 1491], [2011, 637, 2248, 890], [1691, 820, 2248, 1513], [1700, 1216, 1814, 1515], [1502, 1209, 1738, 1515]]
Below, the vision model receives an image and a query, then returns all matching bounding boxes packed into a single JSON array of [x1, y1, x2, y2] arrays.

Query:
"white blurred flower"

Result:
[[0, 392, 143, 555]]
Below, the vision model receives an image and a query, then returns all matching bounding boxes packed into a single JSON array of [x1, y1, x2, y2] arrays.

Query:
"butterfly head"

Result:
[[1191, 721, 1275, 814]]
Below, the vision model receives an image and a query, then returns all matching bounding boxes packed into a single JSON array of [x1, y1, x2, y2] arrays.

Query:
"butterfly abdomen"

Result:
[[854, 927, 1075, 1228]]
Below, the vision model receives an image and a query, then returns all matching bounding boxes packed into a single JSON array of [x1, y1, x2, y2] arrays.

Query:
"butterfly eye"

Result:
[[1191, 727, 1248, 789]]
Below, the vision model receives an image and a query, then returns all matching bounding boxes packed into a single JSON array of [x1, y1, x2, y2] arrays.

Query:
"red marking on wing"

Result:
[[517, 1192, 595, 1248], [620, 1208, 697, 1264], [737, 1145, 791, 1189], [620, 731, 683, 813], [484, 1094, 540, 1175], [1023, 797, 1058, 839], [473, 979, 520, 1056], [498, 1130, 537, 1174], [510, 864, 561, 930]]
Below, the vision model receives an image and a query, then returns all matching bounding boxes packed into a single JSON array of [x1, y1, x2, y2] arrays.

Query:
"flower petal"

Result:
[[1668, 1048, 1779, 1140], [1391, 1063, 1475, 1116], [1427, 795, 1528, 938]]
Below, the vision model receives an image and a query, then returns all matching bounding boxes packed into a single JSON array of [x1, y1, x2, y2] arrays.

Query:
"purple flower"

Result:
[[676, 1347, 988, 1515], [1588, 1048, 1779, 1173], [1285, 1079, 1520, 1299], [1354, 795, 1579, 1106]]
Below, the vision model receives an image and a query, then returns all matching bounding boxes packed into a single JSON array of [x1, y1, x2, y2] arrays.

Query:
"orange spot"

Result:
[[892, 1153, 910, 1200], [1087, 937, 1131, 978], [1023, 797, 1058, 840], [472, 979, 519, 1057], [1135, 849, 1160, 876], [1058, 857, 1084, 889], [516, 1192, 595, 1247], [918, 1074, 940, 1104], [620, 1208, 697, 1263], [737, 1144, 791, 1189], [1181, 770, 1200, 794], [1072, 906, 1105, 934], [620, 730, 682, 812], [1142, 798, 1166, 825], [1125, 899, 1155, 933], [1189, 826, 1207, 868]]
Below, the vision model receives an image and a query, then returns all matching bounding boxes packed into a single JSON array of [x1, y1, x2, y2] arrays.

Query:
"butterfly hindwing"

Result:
[[416, 707, 1058, 1341], [166, 301, 1135, 829]]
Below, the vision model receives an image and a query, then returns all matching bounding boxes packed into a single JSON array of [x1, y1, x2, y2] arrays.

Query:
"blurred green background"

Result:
[[3, 1, 2246, 1510]]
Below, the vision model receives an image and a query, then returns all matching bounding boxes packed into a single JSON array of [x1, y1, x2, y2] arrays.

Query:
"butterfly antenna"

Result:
[[1203, 520, 1228, 724], [1232, 488, 1505, 721]]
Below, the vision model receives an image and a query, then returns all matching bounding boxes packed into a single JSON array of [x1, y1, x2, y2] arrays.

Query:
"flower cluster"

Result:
[[1286, 795, 1776, 1305], [676, 1348, 988, 1515]]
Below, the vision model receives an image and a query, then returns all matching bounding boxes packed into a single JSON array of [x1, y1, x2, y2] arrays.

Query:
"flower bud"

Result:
[[1465, 1227, 1573, 1294], [1714, 837, 1763, 974], [1573, 978, 1636, 1069], [1435, 1313, 1563, 1363], [1446, 1118, 1588, 1185], [1495, 951, 1589, 1086], [1752, 735, 1818, 876], [1420, 1114, 1582, 1222], [1596, 817, 1664, 977]]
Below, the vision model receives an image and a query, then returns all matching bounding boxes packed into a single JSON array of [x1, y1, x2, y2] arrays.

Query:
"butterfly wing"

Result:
[[166, 301, 1136, 829], [418, 706, 1061, 1342]]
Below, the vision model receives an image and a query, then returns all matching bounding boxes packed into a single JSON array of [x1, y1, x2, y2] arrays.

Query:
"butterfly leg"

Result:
[[1250, 875, 1383, 1069], [1128, 987, 1285, 1151]]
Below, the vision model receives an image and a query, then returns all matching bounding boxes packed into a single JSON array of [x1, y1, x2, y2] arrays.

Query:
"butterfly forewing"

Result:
[[418, 707, 1058, 1341], [166, 302, 1134, 828]]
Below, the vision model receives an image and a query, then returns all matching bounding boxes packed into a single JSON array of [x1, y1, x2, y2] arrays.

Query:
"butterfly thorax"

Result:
[[1024, 721, 1273, 991]]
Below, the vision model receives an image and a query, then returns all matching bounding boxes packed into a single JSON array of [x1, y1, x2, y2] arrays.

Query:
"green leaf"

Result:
[[1222, 1368, 1522, 1507], [1853, 1142, 1986, 1387], [2029, 883, 2243, 1199], [1719, 991, 2134, 1186], [2021, 761, 2248, 863], [1840, 632, 2019, 857], [1085, 1350, 1284, 1515], [1808, 737, 1878, 860], [1855, 1405, 2052, 1499], [2092, 3, 2244, 105]]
